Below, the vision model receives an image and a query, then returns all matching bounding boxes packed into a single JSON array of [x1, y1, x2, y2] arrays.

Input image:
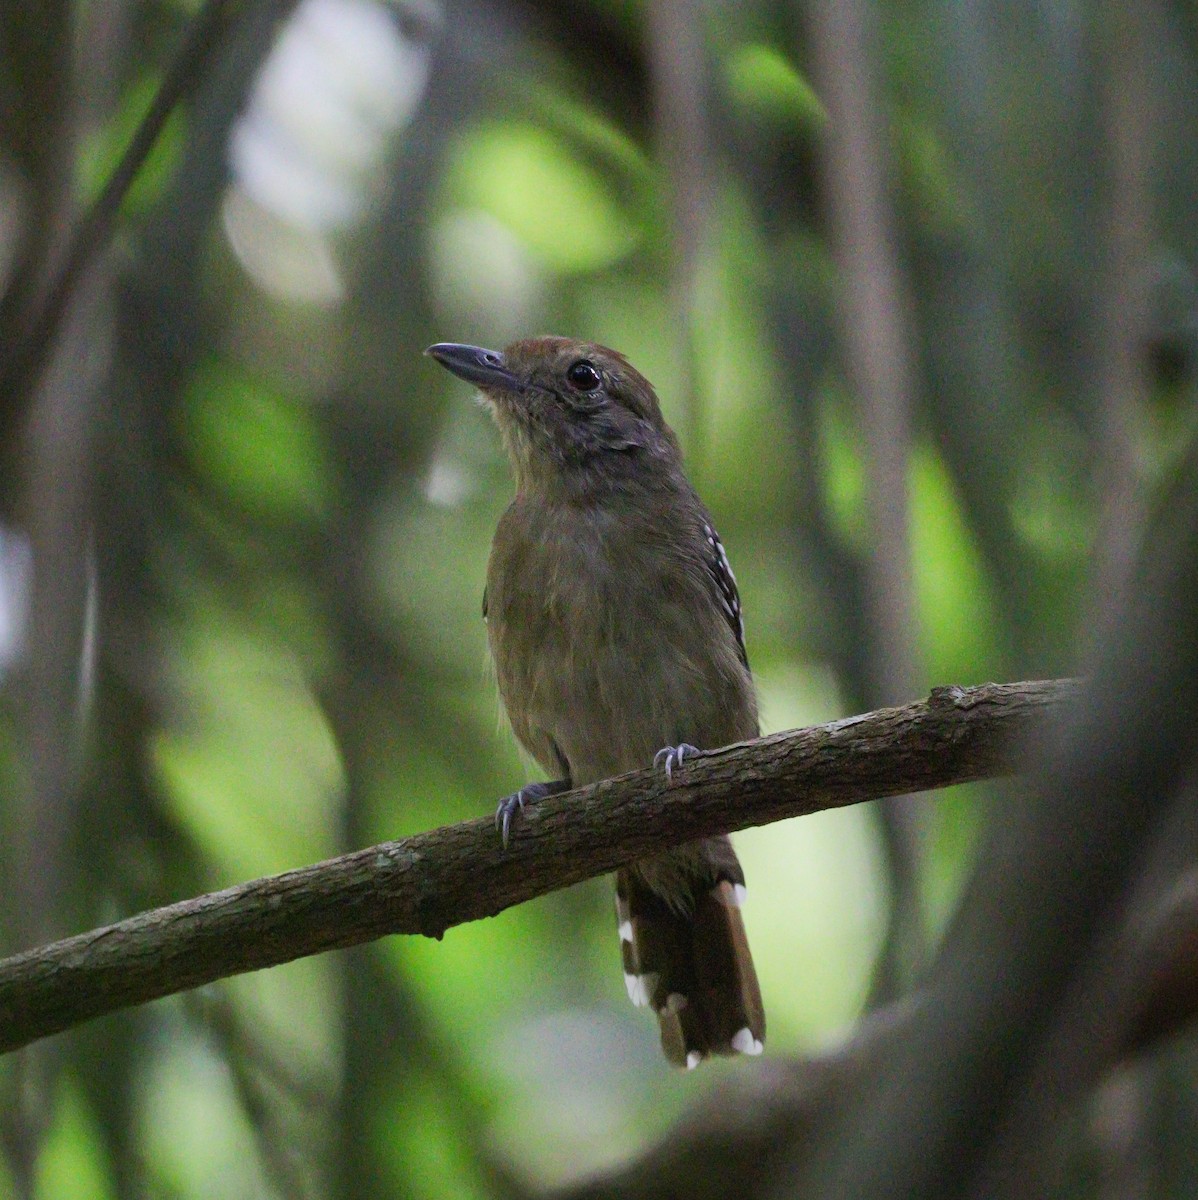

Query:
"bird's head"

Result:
[[426, 336, 679, 495]]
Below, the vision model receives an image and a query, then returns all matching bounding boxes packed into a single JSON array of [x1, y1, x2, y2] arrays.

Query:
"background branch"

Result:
[[808, 0, 926, 1005], [0, 678, 1072, 1054], [0, 0, 265, 406], [555, 864, 1198, 1200], [801, 440, 1198, 1198]]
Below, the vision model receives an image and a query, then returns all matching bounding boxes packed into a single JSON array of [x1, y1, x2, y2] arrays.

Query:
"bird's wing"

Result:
[[702, 521, 748, 668]]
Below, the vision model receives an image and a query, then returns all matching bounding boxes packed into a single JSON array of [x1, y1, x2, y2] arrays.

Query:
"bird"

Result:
[[426, 336, 765, 1068]]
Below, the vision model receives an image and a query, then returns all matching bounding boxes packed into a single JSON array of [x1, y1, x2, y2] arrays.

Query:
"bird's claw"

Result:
[[494, 779, 570, 849], [495, 789, 527, 849], [654, 743, 699, 784]]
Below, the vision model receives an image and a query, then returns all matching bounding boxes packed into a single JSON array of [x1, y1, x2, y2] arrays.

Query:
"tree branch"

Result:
[[0, 678, 1074, 1054]]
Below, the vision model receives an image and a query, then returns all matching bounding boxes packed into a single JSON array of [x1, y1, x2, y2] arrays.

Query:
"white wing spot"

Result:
[[731, 1027, 763, 1056], [729, 883, 748, 908], [618, 920, 633, 944], [685, 1051, 703, 1070]]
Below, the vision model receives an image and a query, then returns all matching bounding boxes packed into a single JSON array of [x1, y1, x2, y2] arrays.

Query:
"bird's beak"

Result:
[[425, 343, 518, 391]]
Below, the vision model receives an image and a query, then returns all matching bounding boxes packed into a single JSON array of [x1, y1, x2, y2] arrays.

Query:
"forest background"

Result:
[[1, 0, 1196, 1196]]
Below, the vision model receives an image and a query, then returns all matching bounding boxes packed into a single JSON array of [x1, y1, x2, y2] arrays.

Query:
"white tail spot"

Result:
[[618, 919, 633, 944], [685, 1051, 703, 1070], [731, 1027, 763, 1056], [625, 972, 658, 1008]]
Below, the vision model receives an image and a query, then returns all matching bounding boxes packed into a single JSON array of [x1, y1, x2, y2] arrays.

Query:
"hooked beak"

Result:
[[426, 343, 518, 391]]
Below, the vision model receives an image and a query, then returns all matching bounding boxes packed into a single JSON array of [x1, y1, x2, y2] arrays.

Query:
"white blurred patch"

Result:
[[422, 456, 470, 508], [487, 1005, 657, 1185], [224, 0, 437, 301], [0, 525, 31, 678], [428, 210, 546, 340], [222, 189, 346, 305]]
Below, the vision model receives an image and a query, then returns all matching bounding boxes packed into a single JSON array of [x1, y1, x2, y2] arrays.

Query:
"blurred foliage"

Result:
[[0, 0, 1196, 1197]]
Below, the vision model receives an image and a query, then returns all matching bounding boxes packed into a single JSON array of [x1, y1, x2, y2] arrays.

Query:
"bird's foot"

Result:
[[495, 778, 571, 848], [653, 743, 700, 784]]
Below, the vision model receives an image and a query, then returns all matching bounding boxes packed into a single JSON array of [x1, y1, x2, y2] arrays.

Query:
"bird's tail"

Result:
[[615, 842, 765, 1068]]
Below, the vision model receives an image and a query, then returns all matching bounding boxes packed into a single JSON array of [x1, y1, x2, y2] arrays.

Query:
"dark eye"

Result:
[[566, 360, 602, 392]]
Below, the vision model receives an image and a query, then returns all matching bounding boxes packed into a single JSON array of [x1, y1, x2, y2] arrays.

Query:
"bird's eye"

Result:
[[566, 360, 602, 392]]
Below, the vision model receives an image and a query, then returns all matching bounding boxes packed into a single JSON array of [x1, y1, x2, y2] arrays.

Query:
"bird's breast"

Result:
[[485, 498, 756, 784]]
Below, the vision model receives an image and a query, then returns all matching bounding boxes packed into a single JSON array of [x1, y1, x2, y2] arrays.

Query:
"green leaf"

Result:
[[911, 444, 1002, 680], [723, 43, 827, 131], [78, 75, 184, 214], [445, 122, 638, 274], [182, 359, 335, 523], [35, 1078, 113, 1200]]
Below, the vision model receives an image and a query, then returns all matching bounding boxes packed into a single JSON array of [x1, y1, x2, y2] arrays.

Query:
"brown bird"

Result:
[[427, 336, 765, 1067]]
